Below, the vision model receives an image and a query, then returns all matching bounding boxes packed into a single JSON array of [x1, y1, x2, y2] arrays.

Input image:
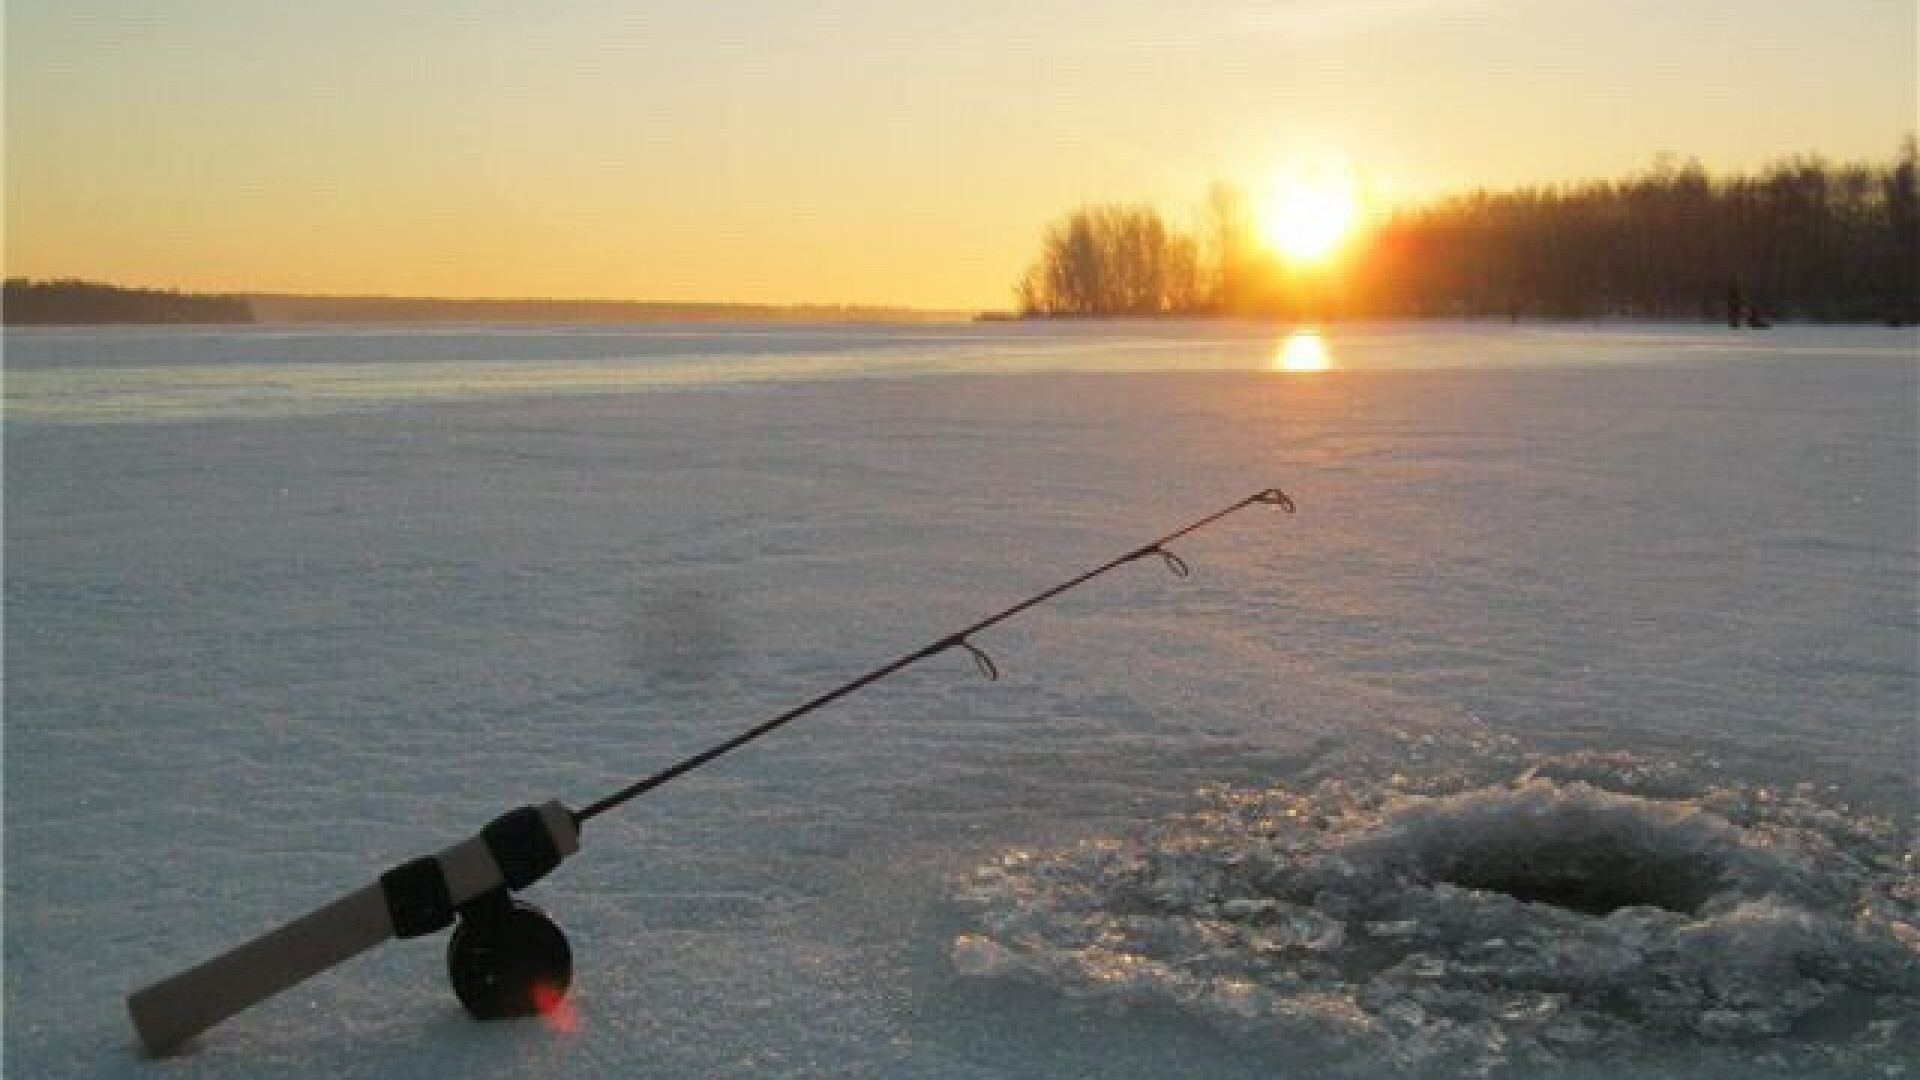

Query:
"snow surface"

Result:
[[5, 322, 1916, 1078]]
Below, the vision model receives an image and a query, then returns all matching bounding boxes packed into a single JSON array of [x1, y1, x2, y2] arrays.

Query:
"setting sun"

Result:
[[1257, 169, 1362, 265]]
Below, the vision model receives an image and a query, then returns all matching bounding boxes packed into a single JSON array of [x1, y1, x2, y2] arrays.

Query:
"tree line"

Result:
[[1015, 141, 1919, 323], [4, 278, 254, 325]]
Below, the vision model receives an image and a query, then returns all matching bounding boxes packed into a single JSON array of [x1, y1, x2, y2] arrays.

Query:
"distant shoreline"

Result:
[[243, 292, 971, 325], [1, 279, 970, 327], [6, 279, 1913, 329], [9, 314, 1910, 331]]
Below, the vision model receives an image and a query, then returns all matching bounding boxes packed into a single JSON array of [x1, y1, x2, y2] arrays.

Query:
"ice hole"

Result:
[[1419, 812, 1730, 917], [1442, 866, 1701, 916], [954, 768, 1919, 1074]]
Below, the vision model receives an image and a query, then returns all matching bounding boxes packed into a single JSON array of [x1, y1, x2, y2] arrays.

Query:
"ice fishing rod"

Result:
[[127, 487, 1295, 1056]]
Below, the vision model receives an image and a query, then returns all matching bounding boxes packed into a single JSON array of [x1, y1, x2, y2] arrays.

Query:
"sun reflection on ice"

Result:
[[1273, 330, 1332, 372]]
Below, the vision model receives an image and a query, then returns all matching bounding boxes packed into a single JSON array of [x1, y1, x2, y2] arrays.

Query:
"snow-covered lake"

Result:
[[6, 322, 1916, 1077]]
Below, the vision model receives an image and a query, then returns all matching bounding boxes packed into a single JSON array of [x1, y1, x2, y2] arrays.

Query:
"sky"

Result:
[[5, 0, 1914, 309]]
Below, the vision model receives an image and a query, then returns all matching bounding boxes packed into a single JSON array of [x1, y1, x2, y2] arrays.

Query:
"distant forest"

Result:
[[4, 278, 254, 325], [1017, 141, 1920, 323]]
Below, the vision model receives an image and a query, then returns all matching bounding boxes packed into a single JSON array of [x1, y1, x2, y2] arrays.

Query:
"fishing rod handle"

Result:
[[127, 800, 578, 1055]]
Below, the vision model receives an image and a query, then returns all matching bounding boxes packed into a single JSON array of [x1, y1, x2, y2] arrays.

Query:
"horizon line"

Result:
[[4, 278, 983, 315]]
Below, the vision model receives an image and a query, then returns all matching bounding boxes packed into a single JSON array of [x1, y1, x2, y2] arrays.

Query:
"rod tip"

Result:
[[1254, 488, 1296, 512]]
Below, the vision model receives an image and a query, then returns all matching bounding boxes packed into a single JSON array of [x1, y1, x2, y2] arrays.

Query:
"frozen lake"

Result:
[[6, 322, 1917, 1077]]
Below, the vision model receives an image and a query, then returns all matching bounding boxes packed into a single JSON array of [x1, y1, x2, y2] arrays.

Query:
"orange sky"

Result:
[[6, 0, 1913, 309]]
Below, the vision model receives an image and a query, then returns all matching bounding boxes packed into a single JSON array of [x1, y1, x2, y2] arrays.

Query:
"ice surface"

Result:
[[952, 750, 1919, 1076], [4, 322, 1915, 1078]]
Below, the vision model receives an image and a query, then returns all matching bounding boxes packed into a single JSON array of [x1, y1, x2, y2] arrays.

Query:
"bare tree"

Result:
[[1016, 204, 1206, 317]]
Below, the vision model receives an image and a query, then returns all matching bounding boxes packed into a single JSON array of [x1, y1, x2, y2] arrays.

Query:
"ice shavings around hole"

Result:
[[950, 753, 1920, 1075]]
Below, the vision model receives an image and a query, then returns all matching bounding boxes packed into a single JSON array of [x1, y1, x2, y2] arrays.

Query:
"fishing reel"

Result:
[[376, 802, 582, 1022], [447, 888, 573, 1019]]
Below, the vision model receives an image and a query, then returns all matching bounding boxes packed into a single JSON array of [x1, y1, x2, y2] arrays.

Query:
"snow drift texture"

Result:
[[953, 751, 1918, 1077]]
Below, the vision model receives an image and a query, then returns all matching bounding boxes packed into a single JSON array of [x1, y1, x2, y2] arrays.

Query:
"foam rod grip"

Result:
[[127, 882, 395, 1056]]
